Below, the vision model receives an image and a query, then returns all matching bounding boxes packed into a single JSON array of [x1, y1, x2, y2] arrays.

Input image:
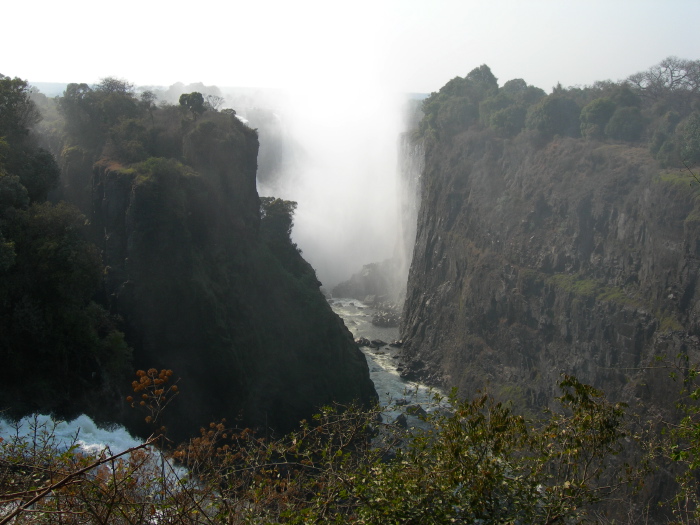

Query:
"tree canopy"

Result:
[[179, 91, 206, 119], [414, 57, 700, 168], [0, 75, 131, 417]]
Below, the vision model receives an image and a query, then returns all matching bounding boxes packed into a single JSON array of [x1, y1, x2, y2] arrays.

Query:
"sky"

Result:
[[6, 0, 700, 95]]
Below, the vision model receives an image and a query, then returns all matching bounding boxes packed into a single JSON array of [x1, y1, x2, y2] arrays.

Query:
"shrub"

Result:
[[605, 106, 647, 142]]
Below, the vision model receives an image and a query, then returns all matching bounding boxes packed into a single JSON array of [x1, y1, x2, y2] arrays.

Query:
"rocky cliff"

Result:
[[87, 113, 376, 439], [400, 127, 700, 413]]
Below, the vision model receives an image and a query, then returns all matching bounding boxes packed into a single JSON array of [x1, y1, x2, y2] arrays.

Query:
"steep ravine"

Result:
[[400, 128, 700, 414]]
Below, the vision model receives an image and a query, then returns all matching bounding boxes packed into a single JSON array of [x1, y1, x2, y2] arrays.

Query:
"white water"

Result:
[[0, 413, 188, 504], [0, 413, 142, 455], [329, 298, 443, 424]]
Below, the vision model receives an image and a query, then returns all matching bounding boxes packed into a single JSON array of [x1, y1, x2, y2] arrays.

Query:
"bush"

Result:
[[605, 106, 647, 142], [580, 97, 616, 140], [0, 374, 646, 524], [526, 96, 581, 138]]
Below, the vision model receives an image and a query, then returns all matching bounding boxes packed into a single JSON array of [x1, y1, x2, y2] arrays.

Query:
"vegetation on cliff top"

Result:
[[420, 57, 700, 170]]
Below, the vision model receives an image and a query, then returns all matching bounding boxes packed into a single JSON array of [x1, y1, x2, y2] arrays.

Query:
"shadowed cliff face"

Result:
[[90, 114, 376, 440], [401, 128, 700, 414]]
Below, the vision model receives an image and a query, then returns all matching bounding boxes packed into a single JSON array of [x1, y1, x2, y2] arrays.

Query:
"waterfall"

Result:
[[393, 133, 424, 304]]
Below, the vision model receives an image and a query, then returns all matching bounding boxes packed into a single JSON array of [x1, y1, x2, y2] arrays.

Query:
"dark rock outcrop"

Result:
[[90, 115, 376, 440], [332, 259, 401, 303], [401, 128, 700, 415]]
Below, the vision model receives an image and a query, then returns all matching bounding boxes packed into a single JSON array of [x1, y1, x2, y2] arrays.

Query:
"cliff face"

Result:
[[401, 128, 700, 411], [90, 115, 375, 439]]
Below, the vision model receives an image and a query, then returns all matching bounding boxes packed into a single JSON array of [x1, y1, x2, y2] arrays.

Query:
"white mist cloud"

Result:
[[258, 83, 403, 288]]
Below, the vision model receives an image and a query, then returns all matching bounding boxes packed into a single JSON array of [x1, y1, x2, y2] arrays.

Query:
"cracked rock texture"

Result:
[[401, 129, 700, 413]]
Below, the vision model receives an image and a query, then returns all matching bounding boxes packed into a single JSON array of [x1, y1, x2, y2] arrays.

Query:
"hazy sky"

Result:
[[6, 0, 700, 95]]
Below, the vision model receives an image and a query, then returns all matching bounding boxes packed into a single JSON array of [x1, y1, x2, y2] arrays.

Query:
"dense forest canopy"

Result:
[[0, 74, 131, 417], [419, 57, 700, 168]]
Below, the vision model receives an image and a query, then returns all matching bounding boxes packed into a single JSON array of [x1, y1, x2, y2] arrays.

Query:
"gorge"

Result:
[[3, 56, 700, 520]]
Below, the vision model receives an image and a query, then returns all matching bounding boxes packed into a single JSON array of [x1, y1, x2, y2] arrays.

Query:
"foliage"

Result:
[[0, 76, 59, 203], [58, 79, 141, 153], [260, 197, 297, 244], [479, 91, 513, 126], [179, 92, 206, 119], [0, 75, 132, 419], [490, 104, 527, 138], [420, 65, 500, 139], [501, 78, 547, 105], [526, 95, 581, 138], [0, 75, 41, 141], [580, 97, 617, 140], [657, 355, 700, 523], [0, 374, 643, 524], [605, 106, 647, 142], [2, 146, 60, 203], [0, 202, 132, 415], [679, 112, 700, 165], [413, 57, 700, 167], [134, 156, 195, 181]]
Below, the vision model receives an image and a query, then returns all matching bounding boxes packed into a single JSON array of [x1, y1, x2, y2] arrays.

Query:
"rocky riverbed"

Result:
[[329, 298, 442, 426]]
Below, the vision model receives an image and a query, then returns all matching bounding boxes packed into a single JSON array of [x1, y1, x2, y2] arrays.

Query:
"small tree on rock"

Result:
[[179, 92, 206, 120]]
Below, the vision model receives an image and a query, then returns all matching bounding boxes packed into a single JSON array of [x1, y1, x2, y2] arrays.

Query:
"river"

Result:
[[329, 297, 442, 425]]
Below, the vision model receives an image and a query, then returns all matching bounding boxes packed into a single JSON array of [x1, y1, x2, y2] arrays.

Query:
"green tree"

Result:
[[479, 91, 513, 126], [611, 83, 642, 108], [179, 92, 206, 119], [94, 77, 140, 129], [350, 376, 635, 524], [490, 104, 527, 137], [5, 147, 60, 203], [0, 76, 60, 202], [0, 202, 130, 415], [140, 90, 158, 125], [59, 79, 142, 152], [0, 75, 41, 141], [526, 95, 581, 138], [502, 78, 546, 105], [464, 64, 499, 101], [680, 112, 700, 165], [605, 106, 647, 142], [260, 196, 297, 244], [58, 83, 99, 146], [580, 97, 617, 139], [0, 75, 132, 418]]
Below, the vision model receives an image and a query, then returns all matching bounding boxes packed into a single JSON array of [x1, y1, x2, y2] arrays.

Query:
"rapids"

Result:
[[329, 298, 443, 424]]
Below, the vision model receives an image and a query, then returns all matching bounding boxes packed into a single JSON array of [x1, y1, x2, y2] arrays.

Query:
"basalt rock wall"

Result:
[[89, 116, 376, 440], [400, 128, 700, 412]]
